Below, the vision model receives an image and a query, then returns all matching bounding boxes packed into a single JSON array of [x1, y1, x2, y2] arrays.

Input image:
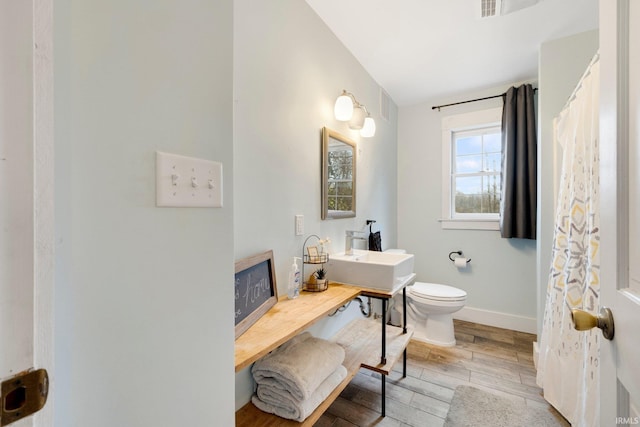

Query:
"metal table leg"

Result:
[[380, 298, 387, 365], [403, 287, 407, 334], [381, 373, 386, 417], [375, 296, 388, 417], [403, 286, 407, 378]]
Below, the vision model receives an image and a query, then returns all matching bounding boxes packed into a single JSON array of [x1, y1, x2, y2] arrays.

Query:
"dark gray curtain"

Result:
[[500, 84, 537, 239]]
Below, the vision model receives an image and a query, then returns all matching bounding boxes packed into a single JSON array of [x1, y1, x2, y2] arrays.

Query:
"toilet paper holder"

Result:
[[448, 251, 471, 264]]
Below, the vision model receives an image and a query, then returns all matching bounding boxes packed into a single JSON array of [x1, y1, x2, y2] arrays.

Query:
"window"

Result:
[[452, 127, 501, 216], [441, 108, 502, 230]]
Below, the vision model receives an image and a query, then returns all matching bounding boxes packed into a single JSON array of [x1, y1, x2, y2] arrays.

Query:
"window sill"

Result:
[[439, 219, 500, 231]]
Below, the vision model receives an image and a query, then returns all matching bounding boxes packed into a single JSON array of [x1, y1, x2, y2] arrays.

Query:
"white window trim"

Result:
[[440, 107, 502, 231]]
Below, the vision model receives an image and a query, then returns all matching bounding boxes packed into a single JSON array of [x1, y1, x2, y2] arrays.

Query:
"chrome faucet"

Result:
[[345, 230, 367, 255]]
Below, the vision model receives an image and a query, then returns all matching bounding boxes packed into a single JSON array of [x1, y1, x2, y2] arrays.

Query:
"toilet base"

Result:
[[412, 313, 456, 347]]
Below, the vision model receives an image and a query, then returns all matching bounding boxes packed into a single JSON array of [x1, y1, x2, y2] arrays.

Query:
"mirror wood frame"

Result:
[[322, 127, 356, 219]]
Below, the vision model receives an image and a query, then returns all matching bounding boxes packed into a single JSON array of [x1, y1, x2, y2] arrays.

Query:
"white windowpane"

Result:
[[483, 152, 501, 171], [455, 176, 482, 195], [455, 175, 501, 214], [483, 132, 501, 152], [456, 154, 483, 173], [455, 135, 482, 155], [456, 193, 481, 213], [481, 174, 501, 213]]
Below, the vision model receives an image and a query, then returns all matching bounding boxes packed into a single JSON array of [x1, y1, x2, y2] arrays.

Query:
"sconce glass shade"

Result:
[[334, 93, 354, 121], [360, 116, 376, 137], [348, 105, 366, 130]]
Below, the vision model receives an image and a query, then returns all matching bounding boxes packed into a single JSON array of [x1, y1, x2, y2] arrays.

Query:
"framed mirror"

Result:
[[322, 127, 356, 219]]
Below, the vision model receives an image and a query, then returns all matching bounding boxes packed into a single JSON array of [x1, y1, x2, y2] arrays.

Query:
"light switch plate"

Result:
[[295, 215, 304, 236], [156, 151, 223, 207]]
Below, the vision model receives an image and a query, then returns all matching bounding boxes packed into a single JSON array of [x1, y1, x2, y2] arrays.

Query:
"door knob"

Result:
[[571, 307, 615, 340]]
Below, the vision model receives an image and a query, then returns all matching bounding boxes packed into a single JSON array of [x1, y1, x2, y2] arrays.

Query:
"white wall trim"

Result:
[[439, 219, 500, 230], [453, 305, 537, 334], [33, 0, 54, 425]]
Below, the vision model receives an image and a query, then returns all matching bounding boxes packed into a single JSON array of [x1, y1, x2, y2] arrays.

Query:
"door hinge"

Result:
[[1, 369, 48, 426]]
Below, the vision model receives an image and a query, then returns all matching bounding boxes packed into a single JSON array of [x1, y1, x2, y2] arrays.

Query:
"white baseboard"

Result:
[[533, 341, 539, 369], [453, 306, 537, 334]]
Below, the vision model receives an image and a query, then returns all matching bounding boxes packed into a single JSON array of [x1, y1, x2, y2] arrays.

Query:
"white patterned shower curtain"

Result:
[[536, 55, 600, 427]]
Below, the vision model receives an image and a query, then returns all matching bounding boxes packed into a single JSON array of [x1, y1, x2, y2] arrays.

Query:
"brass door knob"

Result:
[[571, 307, 615, 340]]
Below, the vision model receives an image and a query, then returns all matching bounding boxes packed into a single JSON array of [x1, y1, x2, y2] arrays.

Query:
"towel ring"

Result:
[[448, 250, 471, 263], [366, 219, 376, 233]]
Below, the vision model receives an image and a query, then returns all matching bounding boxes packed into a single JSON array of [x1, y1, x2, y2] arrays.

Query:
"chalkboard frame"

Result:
[[234, 250, 278, 339]]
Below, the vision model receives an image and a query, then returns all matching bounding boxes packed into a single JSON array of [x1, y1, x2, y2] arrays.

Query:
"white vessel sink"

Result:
[[327, 250, 415, 292]]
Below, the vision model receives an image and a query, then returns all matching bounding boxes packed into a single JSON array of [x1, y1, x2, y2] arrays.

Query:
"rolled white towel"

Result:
[[252, 365, 347, 422], [252, 332, 345, 401]]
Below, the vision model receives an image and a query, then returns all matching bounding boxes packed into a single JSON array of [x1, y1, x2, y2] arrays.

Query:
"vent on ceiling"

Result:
[[481, 0, 500, 18], [379, 88, 390, 122], [479, 0, 540, 18]]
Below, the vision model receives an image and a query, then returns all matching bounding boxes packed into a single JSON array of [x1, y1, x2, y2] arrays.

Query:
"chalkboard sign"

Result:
[[235, 250, 278, 339]]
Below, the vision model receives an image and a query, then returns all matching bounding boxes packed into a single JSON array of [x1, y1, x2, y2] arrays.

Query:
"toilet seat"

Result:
[[408, 282, 466, 302]]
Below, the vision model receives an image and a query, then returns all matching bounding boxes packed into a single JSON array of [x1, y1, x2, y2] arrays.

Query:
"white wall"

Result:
[[398, 84, 538, 333], [537, 30, 599, 336], [54, 1, 235, 426], [233, 0, 398, 410]]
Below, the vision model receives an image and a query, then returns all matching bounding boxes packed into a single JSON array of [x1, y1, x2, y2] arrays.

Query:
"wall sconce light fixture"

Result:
[[334, 90, 354, 121], [361, 113, 376, 137], [334, 90, 376, 137], [348, 104, 366, 130]]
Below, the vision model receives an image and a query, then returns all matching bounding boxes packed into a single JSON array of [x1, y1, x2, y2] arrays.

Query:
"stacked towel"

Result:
[[252, 365, 347, 422], [251, 332, 347, 422]]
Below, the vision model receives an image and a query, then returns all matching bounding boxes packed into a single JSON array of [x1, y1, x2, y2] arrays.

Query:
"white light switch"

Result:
[[156, 151, 223, 207], [295, 215, 304, 236]]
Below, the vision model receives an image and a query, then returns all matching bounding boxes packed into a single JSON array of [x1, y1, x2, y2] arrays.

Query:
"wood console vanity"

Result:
[[235, 282, 414, 426]]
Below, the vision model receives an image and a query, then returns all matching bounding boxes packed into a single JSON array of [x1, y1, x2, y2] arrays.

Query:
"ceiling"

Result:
[[305, 0, 599, 107]]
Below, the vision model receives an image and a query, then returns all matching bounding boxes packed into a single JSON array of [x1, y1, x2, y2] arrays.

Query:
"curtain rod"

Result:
[[431, 87, 538, 111]]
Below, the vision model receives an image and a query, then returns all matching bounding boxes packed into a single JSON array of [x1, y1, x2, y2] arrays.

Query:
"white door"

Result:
[[599, 0, 640, 424], [1, 1, 37, 426], [0, 1, 54, 426]]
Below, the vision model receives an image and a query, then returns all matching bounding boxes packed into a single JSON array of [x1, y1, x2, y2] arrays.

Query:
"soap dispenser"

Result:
[[287, 257, 301, 299]]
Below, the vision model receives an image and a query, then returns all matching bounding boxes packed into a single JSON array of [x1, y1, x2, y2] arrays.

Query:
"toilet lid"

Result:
[[409, 282, 467, 301]]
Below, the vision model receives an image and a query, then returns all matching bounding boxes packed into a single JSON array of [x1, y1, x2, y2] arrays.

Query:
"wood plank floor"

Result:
[[314, 320, 568, 427]]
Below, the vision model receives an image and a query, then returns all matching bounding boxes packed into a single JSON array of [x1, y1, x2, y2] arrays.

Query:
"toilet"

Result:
[[385, 249, 467, 347], [404, 282, 467, 347]]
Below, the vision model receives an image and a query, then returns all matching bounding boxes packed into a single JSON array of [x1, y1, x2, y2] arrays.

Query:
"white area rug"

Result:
[[443, 386, 569, 427]]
